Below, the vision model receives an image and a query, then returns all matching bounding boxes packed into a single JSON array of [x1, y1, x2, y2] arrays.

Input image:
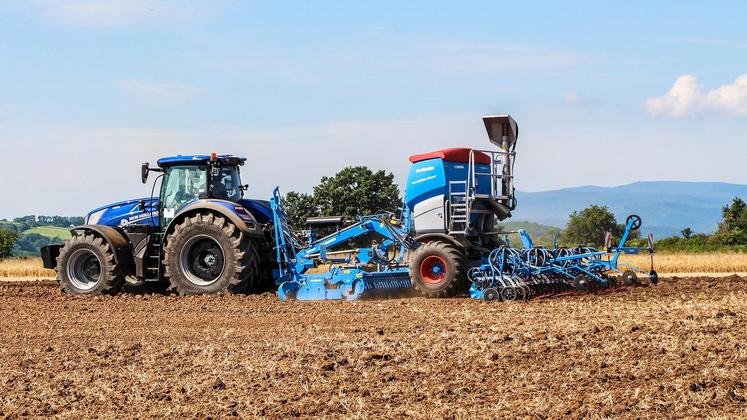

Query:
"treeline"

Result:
[[0, 215, 84, 232], [12, 234, 65, 257], [655, 198, 747, 252], [0, 215, 82, 258]]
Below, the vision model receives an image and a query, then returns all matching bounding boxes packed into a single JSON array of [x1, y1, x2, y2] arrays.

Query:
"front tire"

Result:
[[409, 241, 466, 298], [57, 234, 125, 295], [163, 213, 259, 295]]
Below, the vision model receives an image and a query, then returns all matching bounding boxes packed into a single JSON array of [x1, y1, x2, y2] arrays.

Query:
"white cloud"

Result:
[[28, 0, 207, 27], [644, 73, 747, 118], [706, 74, 747, 116], [116, 78, 202, 102]]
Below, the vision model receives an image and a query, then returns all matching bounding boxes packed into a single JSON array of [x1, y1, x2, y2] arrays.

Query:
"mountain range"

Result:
[[510, 181, 747, 239]]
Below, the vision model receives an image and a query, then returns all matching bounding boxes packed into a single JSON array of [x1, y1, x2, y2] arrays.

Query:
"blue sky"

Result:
[[1, 1, 746, 218]]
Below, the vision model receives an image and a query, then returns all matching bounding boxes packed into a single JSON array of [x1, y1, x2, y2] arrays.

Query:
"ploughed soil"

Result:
[[1, 276, 746, 418]]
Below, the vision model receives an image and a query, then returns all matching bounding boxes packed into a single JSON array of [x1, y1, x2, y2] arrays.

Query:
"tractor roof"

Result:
[[156, 155, 246, 168]]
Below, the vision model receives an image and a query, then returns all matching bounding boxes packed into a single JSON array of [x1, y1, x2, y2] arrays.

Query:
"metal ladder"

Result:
[[144, 233, 164, 281], [447, 149, 513, 235], [448, 180, 469, 234]]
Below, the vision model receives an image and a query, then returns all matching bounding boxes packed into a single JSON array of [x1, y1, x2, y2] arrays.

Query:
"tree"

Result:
[[0, 228, 19, 258], [681, 227, 693, 240], [284, 166, 401, 227], [562, 205, 638, 247], [282, 191, 317, 228], [716, 197, 747, 245]]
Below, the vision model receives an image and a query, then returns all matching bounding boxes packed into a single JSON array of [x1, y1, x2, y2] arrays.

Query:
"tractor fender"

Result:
[[70, 225, 134, 266], [164, 199, 265, 241], [415, 233, 466, 251]]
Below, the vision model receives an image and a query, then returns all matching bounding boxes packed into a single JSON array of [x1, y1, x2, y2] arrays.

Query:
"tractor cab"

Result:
[[143, 153, 247, 227]]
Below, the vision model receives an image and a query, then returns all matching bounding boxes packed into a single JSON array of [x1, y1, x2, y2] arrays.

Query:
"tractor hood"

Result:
[[84, 197, 272, 229], [85, 198, 159, 228]]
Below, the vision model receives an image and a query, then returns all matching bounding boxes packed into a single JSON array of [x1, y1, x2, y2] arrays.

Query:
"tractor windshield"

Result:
[[161, 165, 208, 224], [210, 165, 242, 202]]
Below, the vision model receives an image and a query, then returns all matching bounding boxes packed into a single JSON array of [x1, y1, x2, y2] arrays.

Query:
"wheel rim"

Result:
[[66, 249, 102, 290], [420, 255, 447, 285], [501, 287, 518, 301], [179, 235, 225, 286]]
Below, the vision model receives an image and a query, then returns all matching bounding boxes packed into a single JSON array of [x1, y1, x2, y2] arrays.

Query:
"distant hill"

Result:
[[511, 181, 747, 238]]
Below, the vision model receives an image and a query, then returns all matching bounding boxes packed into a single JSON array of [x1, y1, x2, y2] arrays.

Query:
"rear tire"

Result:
[[57, 234, 125, 295], [409, 241, 466, 298], [163, 213, 260, 295]]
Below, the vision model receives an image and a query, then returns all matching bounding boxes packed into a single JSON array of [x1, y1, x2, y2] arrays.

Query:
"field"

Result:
[[22, 226, 72, 240], [3, 251, 747, 279], [0, 258, 54, 278], [619, 252, 747, 274], [1, 276, 746, 418]]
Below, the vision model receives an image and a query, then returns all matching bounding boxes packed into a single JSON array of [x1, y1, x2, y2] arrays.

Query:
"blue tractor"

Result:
[[41, 153, 274, 296]]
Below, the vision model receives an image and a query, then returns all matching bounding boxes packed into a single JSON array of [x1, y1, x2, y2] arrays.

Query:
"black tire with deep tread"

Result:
[[57, 234, 126, 295], [163, 213, 260, 295], [409, 241, 466, 298]]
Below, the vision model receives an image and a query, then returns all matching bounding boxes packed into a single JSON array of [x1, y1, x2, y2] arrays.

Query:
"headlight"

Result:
[[87, 209, 106, 225]]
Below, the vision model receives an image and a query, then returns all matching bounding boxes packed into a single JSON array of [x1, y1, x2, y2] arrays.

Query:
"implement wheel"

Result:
[[57, 234, 125, 295], [164, 213, 259, 295], [409, 241, 466, 298], [626, 215, 642, 231], [649, 270, 659, 285]]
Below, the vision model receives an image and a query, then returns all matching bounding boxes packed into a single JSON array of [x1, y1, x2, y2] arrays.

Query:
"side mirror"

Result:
[[141, 163, 150, 184], [138, 199, 147, 212]]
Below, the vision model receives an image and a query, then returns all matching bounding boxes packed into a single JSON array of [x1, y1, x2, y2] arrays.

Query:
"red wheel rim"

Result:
[[420, 255, 447, 284]]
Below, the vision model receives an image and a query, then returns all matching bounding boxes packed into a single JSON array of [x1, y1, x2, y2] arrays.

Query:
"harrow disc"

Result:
[[500, 286, 520, 301], [622, 270, 639, 286], [572, 275, 591, 292]]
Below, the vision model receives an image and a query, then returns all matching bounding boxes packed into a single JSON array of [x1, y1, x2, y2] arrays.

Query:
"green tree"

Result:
[[715, 197, 747, 245], [281, 166, 401, 228], [282, 191, 318, 228], [0, 228, 19, 258], [312, 166, 401, 221], [681, 227, 693, 240], [562, 205, 638, 247]]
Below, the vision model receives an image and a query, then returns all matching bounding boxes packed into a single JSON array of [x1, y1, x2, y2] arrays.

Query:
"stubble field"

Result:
[[3, 252, 747, 279], [1, 276, 746, 418]]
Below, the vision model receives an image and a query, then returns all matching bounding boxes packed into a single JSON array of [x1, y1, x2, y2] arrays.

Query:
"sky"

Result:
[[1, 1, 746, 219]]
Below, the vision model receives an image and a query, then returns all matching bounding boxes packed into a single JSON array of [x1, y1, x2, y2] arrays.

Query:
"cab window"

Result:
[[161, 166, 206, 224]]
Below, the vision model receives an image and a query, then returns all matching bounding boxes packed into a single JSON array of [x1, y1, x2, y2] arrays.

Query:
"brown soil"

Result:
[[1, 276, 746, 418]]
